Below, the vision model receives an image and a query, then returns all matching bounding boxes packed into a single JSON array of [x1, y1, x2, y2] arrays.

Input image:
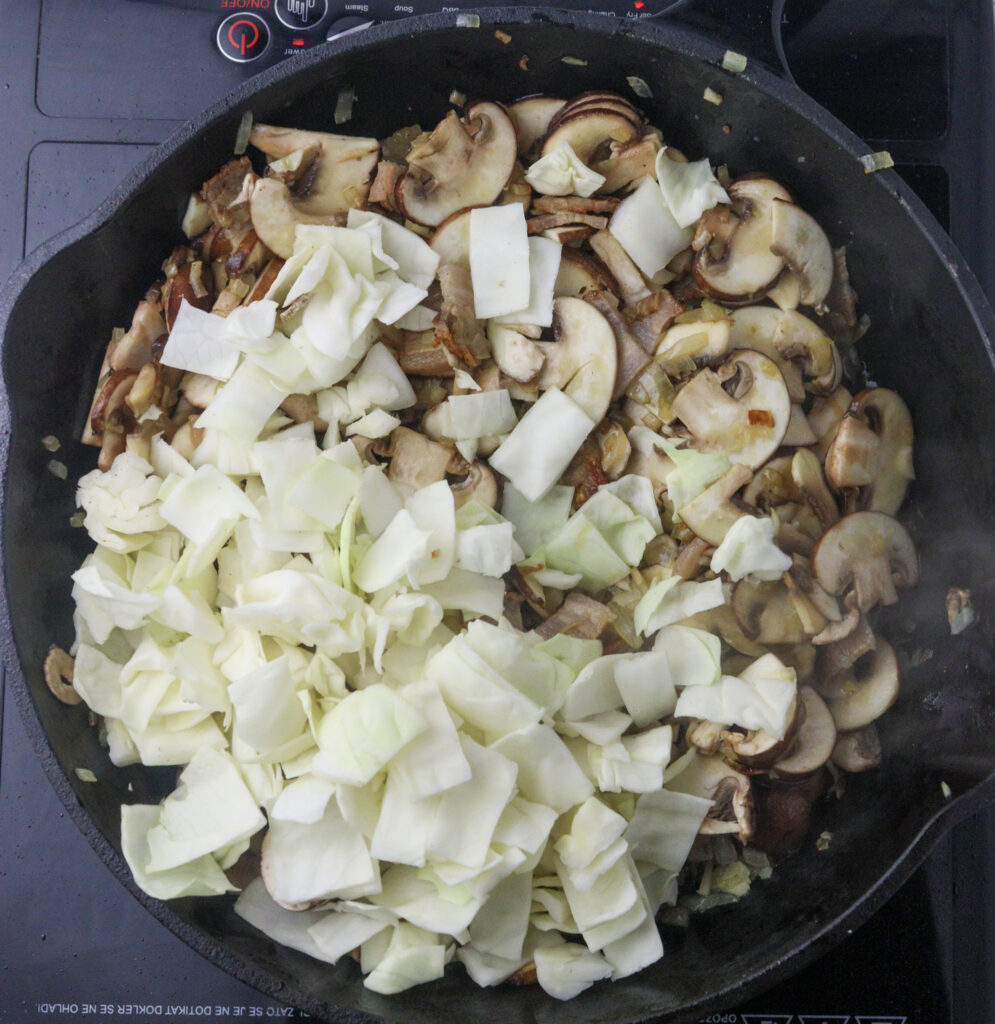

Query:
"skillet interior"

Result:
[[2, 10, 995, 1023]]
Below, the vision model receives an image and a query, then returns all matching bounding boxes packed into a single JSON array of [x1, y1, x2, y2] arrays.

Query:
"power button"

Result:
[[217, 14, 271, 63]]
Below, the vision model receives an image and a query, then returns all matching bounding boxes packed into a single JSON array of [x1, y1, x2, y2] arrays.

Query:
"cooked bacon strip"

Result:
[[200, 157, 254, 228], [531, 195, 621, 215], [368, 160, 405, 211], [535, 592, 617, 639], [582, 290, 652, 400], [388, 331, 455, 377], [435, 264, 488, 369], [628, 289, 683, 352], [526, 213, 609, 235]]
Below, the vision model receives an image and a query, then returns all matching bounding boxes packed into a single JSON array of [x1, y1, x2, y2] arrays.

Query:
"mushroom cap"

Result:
[[248, 178, 340, 260], [769, 198, 834, 307], [824, 387, 915, 516], [693, 177, 791, 303], [731, 578, 808, 646], [396, 102, 518, 228], [670, 349, 792, 468], [554, 248, 618, 299], [811, 510, 919, 611], [540, 107, 642, 164], [831, 724, 882, 772], [508, 95, 566, 160], [249, 124, 379, 216], [770, 685, 837, 778], [428, 207, 475, 270], [727, 306, 805, 401], [821, 637, 899, 732]]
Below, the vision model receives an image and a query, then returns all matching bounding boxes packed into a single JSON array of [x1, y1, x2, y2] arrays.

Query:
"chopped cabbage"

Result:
[[525, 142, 606, 198], [469, 204, 531, 319], [709, 514, 792, 581], [655, 150, 730, 228]]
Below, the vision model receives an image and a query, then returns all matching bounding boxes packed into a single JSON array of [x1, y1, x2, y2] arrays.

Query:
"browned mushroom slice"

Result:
[[628, 290, 683, 352], [670, 350, 791, 468], [44, 646, 81, 706], [771, 686, 837, 778], [726, 306, 805, 401], [678, 463, 753, 546], [731, 578, 807, 646], [666, 754, 754, 841], [390, 331, 455, 377], [488, 324, 545, 383], [685, 719, 725, 756], [531, 195, 620, 216], [534, 591, 616, 639], [547, 92, 644, 132], [385, 426, 458, 491], [791, 448, 839, 528], [540, 108, 642, 164], [451, 461, 499, 509], [723, 698, 801, 769], [90, 369, 138, 439], [201, 157, 254, 227], [554, 248, 618, 299], [811, 511, 919, 612], [771, 309, 841, 394], [248, 178, 342, 260], [655, 316, 730, 375], [809, 385, 853, 460], [435, 264, 489, 370], [250, 124, 379, 215], [824, 387, 915, 516], [109, 298, 168, 373], [396, 103, 518, 228], [769, 199, 834, 308], [526, 212, 609, 235], [367, 160, 406, 211], [820, 638, 899, 732], [750, 784, 812, 855], [581, 290, 652, 400], [593, 419, 631, 480], [588, 230, 650, 306], [535, 296, 618, 422], [693, 178, 791, 303], [429, 207, 475, 270], [831, 724, 882, 772], [508, 95, 566, 161], [162, 259, 216, 331], [593, 133, 663, 195]]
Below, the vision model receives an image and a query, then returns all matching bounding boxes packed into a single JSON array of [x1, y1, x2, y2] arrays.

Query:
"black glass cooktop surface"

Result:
[[1, 2, 994, 1023]]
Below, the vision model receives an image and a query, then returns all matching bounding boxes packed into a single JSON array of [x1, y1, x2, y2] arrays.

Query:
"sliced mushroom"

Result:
[[391, 330, 456, 377], [808, 385, 852, 460], [781, 405, 817, 447], [162, 259, 215, 331], [488, 324, 545, 383], [685, 719, 725, 756], [678, 463, 753, 546], [811, 511, 919, 612], [249, 124, 379, 216], [671, 350, 791, 468], [451, 461, 499, 509], [667, 754, 754, 842], [791, 448, 839, 528], [540, 108, 641, 165], [673, 535, 712, 580], [582, 290, 652, 399], [385, 426, 458, 492], [693, 177, 792, 303], [594, 419, 631, 480], [249, 178, 342, 259], [553, 248, 618, 298], [820, 638, 899, 732], [508, 95, 567, 161], [593, 133, 663, 195], [831, 724, 882, 772], [723, 698, 801, 769], [771, 686, 836, 778], [588, 230, 650, 306], [769, 199, 834, 308], [824, 387, 915, 516], [771, 309, 841, 394], [44, 646, 81, 706], [428, 207, 474, 270], [535, 296, 618, 421], [731, 578, 807, 646], [396, 103, 518, 228], [726, 306, 805, 401]]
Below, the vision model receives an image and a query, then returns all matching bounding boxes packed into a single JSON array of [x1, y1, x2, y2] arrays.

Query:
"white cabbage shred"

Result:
[[68, 156, 800, 1005]]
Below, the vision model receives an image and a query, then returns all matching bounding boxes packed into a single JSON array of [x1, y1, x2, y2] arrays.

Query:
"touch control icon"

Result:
[[217, 13, 271, 63], [275, 0, 329, 30]]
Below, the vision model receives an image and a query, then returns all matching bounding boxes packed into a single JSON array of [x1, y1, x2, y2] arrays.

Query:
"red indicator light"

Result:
[[228, 18, 261, 55], [292, 37, 306, 45], [633, 1, 645, 8]]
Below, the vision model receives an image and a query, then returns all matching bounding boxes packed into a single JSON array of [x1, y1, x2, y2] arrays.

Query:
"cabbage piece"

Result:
[[709, 514, 792, 581], [392, 678, 472, 798], [427, 737, 518, 869], [634, 576, 726, 638], [269, 775, 337, 824], [609, 176, 692, 279], [658, 438, 731, 516], [405, 480, 456, 585], [363, 923, 449, 995], [599, 474, 663, 535], [500, 482, 574, 557], [154, 585, 224, 643], [228, 569, 368, 654], [347, 209, 441, 290], [625, 788, 713, 874], [467, 870, 532, 962], [456, 522, 520, 578], [345, 408, 401, 439], [564, 710, 631, 746], [223, 300, 279, 353], [159, 300, 241, 380], [121, 804, 234, 900], [261, 799, 381, 906], [307, 908, 391, 966], [540, 513, 630, 593], [447, 390, 517, 440], [492, 236, 562, 328], [492, 796, 558, 857], [589, 727, 673, 794], [287, 452, 363, 532], [372, 866, 483, 938], [172, 637, 231, 722], [655, 150, 730, 228], [195, 359, 292, 444], [314, 684, 428, 787], [525, 141, 606, 198], [469, 204, 531, 319], [158, 464, 258, 545], [491, 723, 593, 813], [370, 769, 438, 867], [489, 388, 595, 503], [555, 796, 627, 871], [349, 341, 417, 412], [561, 651, 676, 726], [144, 747, 265, 872], [253, 432, 324, 533], [533, 943, 612, 1000], [420, 568, 505, 621], [128, 717, 229, 768], [149, 434, 195, 480], [576, 488, 658, 566], [651, 624, 722, 690], [426, 635, 543, 736], [76, 453, 165, 553], [601, 871, 664, 980], [71, 560, 160, 645], [72, 643, 125, 718], [228, 656, 310, 763], [235, 878, 339, 962], [358, 464, 405, 539], [674, 652, 797, 738]]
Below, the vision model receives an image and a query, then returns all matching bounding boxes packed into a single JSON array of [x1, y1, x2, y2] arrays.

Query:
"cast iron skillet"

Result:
[[2, 9, 995, 1023]]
